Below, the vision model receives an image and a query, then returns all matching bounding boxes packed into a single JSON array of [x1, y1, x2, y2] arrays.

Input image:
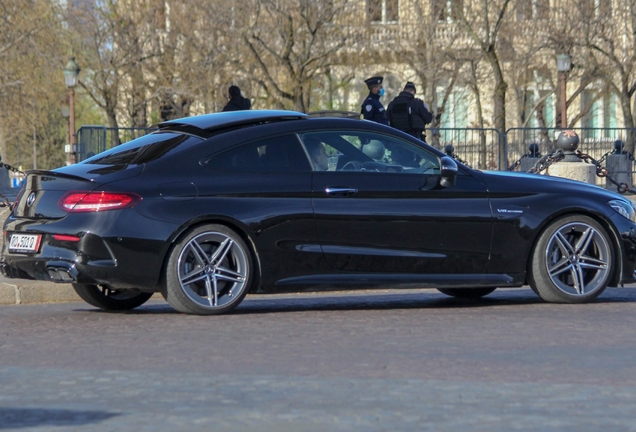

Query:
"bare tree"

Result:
[[0, 0, 66, 168], [66, 0, 163, 130], [241, 0, 347, 112], [455, 0, 513, 132], [576, 0, 636, 151]]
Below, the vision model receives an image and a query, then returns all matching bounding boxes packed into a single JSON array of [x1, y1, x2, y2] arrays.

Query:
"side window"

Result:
[[299, 131, 440, 174], [205, 134, 311, 172]]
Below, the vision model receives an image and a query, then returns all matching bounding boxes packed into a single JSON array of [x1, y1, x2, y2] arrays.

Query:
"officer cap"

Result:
[[364, 76, 384, 88], [404, 82, 416, 92]]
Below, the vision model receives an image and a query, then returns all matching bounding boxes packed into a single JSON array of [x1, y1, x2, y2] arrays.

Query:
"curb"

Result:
[[0, 279, 79, 305], [0, 277, 163, 305]]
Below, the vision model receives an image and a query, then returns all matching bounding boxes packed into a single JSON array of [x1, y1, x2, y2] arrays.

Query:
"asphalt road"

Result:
[[2, 286, 636, 431]]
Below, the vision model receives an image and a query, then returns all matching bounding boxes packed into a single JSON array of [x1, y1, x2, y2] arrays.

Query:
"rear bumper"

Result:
[[1, 258, 78, 283], [1, 213, 172, 291]]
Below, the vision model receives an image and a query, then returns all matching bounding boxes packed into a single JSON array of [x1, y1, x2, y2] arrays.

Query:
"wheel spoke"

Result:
[[555, 232, 575, 255], [570, 264, 586, 294], [189, 240, 211, 266], [215, 266, 245, 283], [180, 268, 207, 286], [574, 227, 595, 255], [211, 238, 233, 267], [548, 258, 572, 277], [204, 275, 217, 307], [212, 275, 218, 306], [579, 255, 608, 271]]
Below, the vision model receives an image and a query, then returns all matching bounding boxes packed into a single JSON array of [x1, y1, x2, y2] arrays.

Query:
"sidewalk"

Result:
[[0, 275, 78, 305], [0, 200, 80, 305]]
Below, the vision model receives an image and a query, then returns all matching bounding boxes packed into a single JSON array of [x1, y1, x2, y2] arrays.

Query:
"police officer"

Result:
[[386, 82, 433, 140], [361, 76, 388, 125]]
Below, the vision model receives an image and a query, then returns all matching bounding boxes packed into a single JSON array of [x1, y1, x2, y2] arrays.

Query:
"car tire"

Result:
[[161, 224, 253, 315], [529, 215, 614, 303], [72, 283, 154, 310], [436, 288, 496, 299]]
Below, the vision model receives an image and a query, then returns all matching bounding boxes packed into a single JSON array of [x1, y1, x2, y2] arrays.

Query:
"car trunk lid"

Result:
[[12, 164, 143, 219]]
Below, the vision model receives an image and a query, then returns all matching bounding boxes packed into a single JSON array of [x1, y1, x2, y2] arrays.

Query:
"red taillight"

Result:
[[53, 234, 81, 242], [58, 191, 142, 213]]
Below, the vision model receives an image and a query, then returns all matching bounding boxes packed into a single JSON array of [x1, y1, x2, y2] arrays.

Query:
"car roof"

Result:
[[157, 110, 308, 137]]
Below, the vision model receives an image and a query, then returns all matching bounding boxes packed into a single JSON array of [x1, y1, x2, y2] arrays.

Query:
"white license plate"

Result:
[[9, 234, 42, 253]]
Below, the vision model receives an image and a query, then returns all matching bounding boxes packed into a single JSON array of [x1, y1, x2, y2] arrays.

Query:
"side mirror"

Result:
[[439, 156, 457, 188]]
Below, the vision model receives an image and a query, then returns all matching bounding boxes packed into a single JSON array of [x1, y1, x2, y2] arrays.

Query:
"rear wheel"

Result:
[[72, 283, 153, 310], [528, 215, 613, 303], [161, 224, 253, 315], [436, 288, 496, 299]]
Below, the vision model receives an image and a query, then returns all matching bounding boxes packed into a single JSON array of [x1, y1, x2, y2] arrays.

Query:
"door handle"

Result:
[[325, 188, 358, 197]]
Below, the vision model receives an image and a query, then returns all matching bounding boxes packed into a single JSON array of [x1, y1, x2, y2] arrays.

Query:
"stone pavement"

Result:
[[2, 288, 636, 431], [2, 366, 636, 432]]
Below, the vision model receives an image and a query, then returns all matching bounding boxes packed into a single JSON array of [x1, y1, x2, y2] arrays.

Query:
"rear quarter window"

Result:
[[204, 134, 312, 172], [83, 132, 202, 165]]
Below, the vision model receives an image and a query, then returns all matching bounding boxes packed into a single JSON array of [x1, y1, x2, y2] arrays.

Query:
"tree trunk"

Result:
[[486, 51, 507, 133], [620, 94, 636, 154]]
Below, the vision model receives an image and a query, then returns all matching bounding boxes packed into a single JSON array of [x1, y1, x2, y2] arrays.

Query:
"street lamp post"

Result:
[[63, 56, 81, 165], [556, 53, 572, 129]]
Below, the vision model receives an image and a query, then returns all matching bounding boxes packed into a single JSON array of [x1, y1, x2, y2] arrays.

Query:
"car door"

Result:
[[198, 133, 322, 286], [300, 130, 494, 280]]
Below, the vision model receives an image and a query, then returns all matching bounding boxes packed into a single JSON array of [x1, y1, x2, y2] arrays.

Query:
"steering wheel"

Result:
[[341, 161, 364, 171]]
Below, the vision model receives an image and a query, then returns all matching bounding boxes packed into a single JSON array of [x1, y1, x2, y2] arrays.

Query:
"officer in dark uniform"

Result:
[[361, 76, 388, 125], [386, 82, 433, 140]]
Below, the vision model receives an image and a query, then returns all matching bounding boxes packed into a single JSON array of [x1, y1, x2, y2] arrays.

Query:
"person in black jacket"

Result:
[[386, 82, 432, 140], [222, 85, 251, 111]]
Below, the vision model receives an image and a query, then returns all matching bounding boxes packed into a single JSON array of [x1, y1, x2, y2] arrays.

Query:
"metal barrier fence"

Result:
[[76, 126, 157, 162], [428, 128, 505, 170], [504, 128, 636, 187], [505, 127, 636, 168]]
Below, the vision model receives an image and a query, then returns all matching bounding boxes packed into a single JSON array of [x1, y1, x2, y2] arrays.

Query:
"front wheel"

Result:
[[72, 283, 153, 310], [528, 215, 614, 303], [161, 224, 253, 315], [436, 288, 496, 299]]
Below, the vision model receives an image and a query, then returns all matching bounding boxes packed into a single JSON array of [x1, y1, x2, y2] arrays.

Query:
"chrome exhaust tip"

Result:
[[46, 262, 78, 283]]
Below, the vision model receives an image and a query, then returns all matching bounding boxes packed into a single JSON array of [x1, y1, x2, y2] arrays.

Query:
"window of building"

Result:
[[582, 91, 618, 139], [432, 0, 463, 23], [369, 0, 399, 23], [579, 0, 612, 19], [516, 0, 549, 21], [437, 87, 469, 129], [523, 91, 554, 128]]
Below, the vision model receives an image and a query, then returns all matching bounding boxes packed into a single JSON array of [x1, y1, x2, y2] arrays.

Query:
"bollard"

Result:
[[520, 143, 541, 172], [606, 140, 632, 192], [546, 130, 596, 184]]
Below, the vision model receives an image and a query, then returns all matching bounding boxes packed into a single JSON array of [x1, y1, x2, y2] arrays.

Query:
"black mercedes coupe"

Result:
[[2, 110, 636, 314]]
